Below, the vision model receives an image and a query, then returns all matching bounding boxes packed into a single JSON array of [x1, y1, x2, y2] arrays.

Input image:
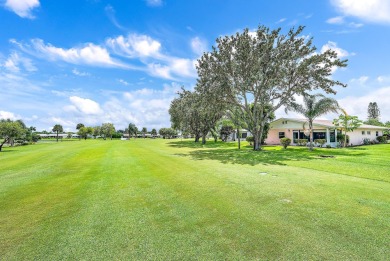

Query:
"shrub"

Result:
[[362, 138, 371, 145], [337, 134, 349, 146], [376, 136, 387, 144], [246, 136, 254, 145], [326, 144, 332, 148], [280, 138, 291, 149], [297, 139, 308, 146], [314, 139, 326, 147]]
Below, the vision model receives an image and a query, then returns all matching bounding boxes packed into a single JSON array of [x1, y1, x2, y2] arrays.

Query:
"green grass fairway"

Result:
[[1, 140, 389, 260]]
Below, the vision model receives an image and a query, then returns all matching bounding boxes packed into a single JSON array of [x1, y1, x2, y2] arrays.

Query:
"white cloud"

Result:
[[276, 18, 287, 24], [338, 87, 390, 121], [68, 96, 103, 115], [3, 52, 37, 73], [107, 33, 197, 79], [350, 76, 369, 84], [72, 69, 90, 77], [107, 34, 162, 58], [321, 41, 351, 58], [377, 75, 390, 83], [147, 63, 174, 80], [118, 79, 129, 85], [326, 16, 345, 24], [145, 0, 162, 7], [11, 39, 127, 68], [0, 110, 21, 120], [4, 0, 40, 19], [331, 0, 390, 24], [348, 22, 364, 28], [190, 37, 207, 56]]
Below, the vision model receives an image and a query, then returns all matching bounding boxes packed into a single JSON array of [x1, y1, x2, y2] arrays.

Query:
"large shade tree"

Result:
[[101, 123, 115, 140], [196, 25, 347, 150], [128, 123, 138, 138], [169, 88, 225, 144], [286, 94, 340, 150], [0, 119, 25, 151]]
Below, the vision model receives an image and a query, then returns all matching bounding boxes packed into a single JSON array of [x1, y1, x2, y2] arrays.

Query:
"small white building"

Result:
[[265, 118, 387, 147]]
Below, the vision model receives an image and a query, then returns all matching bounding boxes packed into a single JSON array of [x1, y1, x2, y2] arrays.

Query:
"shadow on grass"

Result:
[[0, 150, 15, 153], [169, 140, 369, 166]]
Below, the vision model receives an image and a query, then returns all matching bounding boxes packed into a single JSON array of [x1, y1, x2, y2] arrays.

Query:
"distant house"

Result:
[[38, 133, 68, 139], [265, 118, 387, 147]]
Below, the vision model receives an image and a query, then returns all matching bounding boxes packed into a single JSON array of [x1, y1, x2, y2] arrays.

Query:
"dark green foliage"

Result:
[[246, 136, 254, 145], [76, 123, 85, 130], [376, 136, 387, 144], [367, 102, 380, 121], [280, 137, 291, 149], [364, 119, 383, 126], [159, 128, 177, 139], [362, 138, 371, 145], [337, 134, 349, 147], [52, 124, 63, 142], [111, 132, 123, 139], [197, 25, 347, 150], [0, 119, 26, 151], [220, 124, 234, 142]]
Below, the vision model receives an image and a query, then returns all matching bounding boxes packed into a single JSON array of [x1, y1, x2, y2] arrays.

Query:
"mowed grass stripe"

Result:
[[0, 140, 389, 260]]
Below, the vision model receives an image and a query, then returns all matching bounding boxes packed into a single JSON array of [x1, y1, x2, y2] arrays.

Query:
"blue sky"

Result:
[[1, 0, 390, 131]]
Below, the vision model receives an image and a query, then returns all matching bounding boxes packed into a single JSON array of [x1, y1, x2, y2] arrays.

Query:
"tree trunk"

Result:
[[201, 134, 206, 144], [309, 121, 313, 151], [0, 138, 7, 151], [237, 128, 241, 150], [194, 134, 200, 142], [56, 132, 59, 142], [344, 131, 347, 148]]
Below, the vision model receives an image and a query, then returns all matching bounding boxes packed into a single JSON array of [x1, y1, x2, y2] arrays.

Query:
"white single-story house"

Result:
[[265, 118, 388, 147], [38, 133, 68, 139]]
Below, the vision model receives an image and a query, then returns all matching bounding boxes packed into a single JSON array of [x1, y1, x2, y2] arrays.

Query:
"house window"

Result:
[[241, 133, 247, 138], [279, 132, 285, 138], [367, 131, 371, 135], [362, 131, 365, 135], [313, 132, 326, 140], [330, 131, 336, 142], [376, 131, 379, 137]]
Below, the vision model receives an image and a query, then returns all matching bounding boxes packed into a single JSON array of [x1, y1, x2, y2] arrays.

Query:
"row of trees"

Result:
[[169, 25, 347, 150]]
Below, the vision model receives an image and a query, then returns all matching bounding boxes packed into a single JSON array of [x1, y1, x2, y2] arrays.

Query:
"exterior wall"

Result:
[[266, 128, 293, 145], [348, 129, 383, 145]]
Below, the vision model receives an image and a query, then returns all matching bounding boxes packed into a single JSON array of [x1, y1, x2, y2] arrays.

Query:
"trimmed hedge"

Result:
[[280, 137, 291, 149], [314, 139, 326, 147]]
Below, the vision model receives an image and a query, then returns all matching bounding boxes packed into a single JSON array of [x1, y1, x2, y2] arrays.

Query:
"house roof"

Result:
[[271, 118, 388, 130]]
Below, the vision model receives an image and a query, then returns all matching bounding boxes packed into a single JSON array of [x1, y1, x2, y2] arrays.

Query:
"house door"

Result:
[[293, 131, 299, 144]]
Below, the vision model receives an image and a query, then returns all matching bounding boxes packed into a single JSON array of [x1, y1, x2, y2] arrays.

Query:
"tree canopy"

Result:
[[196, 25, 347, 150]]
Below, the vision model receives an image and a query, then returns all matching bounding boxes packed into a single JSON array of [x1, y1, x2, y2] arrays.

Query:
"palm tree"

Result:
[[286, 94, 339, 151], [52, 124, 63, 142], [141, 127, 147, 138]]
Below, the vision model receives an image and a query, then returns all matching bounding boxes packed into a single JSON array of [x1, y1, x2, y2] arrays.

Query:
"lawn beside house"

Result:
[[0, 139, 389, 260]]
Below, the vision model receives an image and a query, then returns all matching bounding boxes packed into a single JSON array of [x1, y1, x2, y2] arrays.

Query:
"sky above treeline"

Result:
[[1, 0, 390, 131]]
